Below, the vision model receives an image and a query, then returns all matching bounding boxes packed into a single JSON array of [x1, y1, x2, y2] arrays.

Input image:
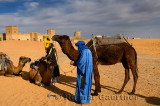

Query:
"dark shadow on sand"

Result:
[[21, 71, 30, 80], [21, 72, 160, 105], [21, 72, 77, 103], [135, 94, 160, 105]]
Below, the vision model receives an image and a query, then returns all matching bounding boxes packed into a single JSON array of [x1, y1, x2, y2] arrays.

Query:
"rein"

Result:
[[59, 65, 76, 75], [57, 38, 99, 75], [22, 58, 27, 63]]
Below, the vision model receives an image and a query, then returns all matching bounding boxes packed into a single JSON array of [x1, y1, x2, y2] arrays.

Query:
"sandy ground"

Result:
[[0, 39, 160, 106]]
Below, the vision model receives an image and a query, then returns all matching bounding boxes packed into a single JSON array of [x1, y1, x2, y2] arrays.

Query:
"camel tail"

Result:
[[134, 48, 138, 73]]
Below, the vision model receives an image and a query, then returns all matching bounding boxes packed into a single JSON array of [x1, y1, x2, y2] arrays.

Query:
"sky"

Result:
[[0, 0, 160, 39]]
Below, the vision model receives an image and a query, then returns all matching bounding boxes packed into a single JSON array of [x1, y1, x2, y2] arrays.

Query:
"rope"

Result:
[[59, 65, 76, 75], [123, 36, 133, 47], [88, 38, 99, 65]]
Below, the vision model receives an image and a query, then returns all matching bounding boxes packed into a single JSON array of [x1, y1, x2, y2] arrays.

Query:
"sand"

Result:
[[0, 39, 160, 106]]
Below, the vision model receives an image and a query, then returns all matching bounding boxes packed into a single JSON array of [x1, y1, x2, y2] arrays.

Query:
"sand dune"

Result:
[[128, 39, 160, 57], [0, 39, 160, 106]]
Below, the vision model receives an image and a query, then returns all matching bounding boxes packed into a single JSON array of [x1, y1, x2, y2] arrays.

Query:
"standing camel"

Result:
[[52, 35, 138, 96], [0, 56, 31, 76], [29, 59, 55, 86]]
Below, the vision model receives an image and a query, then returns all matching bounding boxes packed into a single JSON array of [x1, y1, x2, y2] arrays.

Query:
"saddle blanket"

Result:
[[0, 52, 11, 71], [95, 34, 125, 46]]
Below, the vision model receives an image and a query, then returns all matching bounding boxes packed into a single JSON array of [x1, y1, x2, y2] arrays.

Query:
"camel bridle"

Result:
[[22, 58, 27, 64]]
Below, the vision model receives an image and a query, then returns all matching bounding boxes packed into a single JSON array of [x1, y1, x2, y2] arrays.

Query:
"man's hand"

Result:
[[41, 57, 46, 60], [70, 61, 75, 65]]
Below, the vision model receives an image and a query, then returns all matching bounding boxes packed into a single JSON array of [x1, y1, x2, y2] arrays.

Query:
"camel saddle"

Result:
[[30, 59, 41, 71], [30, 59, 47, 71], [95, 34, 125, 46], [0, 52, 12, 71]]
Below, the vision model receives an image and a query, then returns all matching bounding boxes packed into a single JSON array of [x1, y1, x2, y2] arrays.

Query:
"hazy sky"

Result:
[[0, 0, 160, 39]]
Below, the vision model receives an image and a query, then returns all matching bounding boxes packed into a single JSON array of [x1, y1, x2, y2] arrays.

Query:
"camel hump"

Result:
[[95, 34, 125, 46]]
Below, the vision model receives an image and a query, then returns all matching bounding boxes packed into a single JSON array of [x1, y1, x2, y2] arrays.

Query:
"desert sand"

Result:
[[0, 39, 160, 106]]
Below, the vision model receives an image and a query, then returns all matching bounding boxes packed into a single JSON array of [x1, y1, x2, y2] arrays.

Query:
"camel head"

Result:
[[19, 56, 31, 66], [52, 35, 70, 44]]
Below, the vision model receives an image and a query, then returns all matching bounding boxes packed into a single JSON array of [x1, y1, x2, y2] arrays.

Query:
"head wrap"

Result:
[[75, 41, 88, 53], [44, 37, 51, 52]]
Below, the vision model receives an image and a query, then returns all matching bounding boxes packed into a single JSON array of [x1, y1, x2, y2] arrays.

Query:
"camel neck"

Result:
[[17, 62, 24, 72], [59, 40, 79, 61]]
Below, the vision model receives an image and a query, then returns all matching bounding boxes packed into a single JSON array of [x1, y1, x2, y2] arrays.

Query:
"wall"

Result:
[[38, 34, 48, 42], [0, 33, 3, 41], [71, 31, 82, 41], [17, 33, 30, 40], [47, 29, 55, 40], [30, 32, 34, 41], [4, 25, 54, 41]]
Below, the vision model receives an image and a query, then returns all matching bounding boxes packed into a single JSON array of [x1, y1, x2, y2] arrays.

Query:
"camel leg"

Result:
[[5, 74, 15, 77], [0, 70, 5, 75], [35, 81, 44, 86], [129, 67, 138, 94], [92, 64, 101, 96], [116, 68, 130, 94], [34, 72, 43, 86]]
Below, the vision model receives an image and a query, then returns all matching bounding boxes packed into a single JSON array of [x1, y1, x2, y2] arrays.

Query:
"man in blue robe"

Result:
[[70, 41, 93, 104]]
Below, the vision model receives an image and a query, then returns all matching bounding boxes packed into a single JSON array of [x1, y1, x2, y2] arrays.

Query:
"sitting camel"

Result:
[[0, 56, 31, 76], [29, 59, 54, 86], [52, 35, 138, 96]]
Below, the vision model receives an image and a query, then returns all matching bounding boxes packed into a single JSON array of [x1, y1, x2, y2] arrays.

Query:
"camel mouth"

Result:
[[28, 58, 31, 62]]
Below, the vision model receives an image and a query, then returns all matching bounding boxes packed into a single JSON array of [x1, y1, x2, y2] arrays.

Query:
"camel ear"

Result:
[[63, 35, 69, 39], [19, 57, 22, 60]]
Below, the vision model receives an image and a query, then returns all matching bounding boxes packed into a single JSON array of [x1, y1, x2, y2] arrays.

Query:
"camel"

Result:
[[52, 35, 138, 96], [29, 59, 55, 86], [0, 56, 31, 76]]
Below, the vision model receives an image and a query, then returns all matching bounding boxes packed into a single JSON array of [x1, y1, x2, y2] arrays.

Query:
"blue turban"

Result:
[[75, 41, 88, 53]]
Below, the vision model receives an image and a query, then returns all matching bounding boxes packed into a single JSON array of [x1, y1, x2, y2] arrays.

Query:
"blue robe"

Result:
[[75, 42, 93, 104]]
